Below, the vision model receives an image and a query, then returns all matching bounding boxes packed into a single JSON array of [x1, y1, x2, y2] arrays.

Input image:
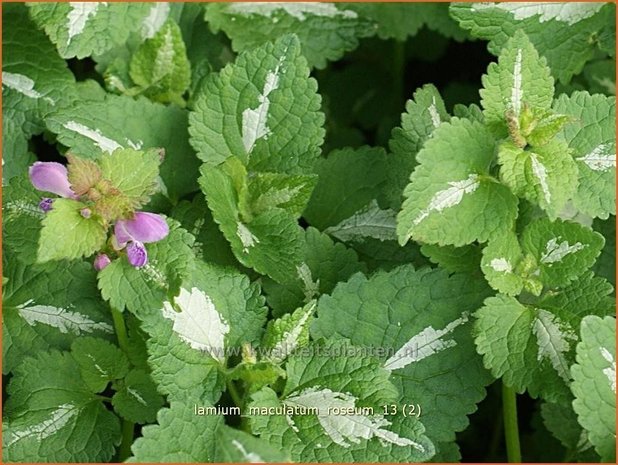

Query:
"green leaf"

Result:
[[475, 295, 572, 401], [3, 351, 120, 462], [481, 230, 524, 295], [71, 337, 130, 393], [397, 118, 518, 246], [421, 244, 482, 274], [128, 401, 223, 462], [592, 216, 616, 287], [99, 148, 161, 208], [3, 174, 45, 264], [3, 253, 114, 374], [27, 2, 150, 59], [553, 91, 616, 219], [451, 2, 614, 83], [199, 161, 304, 284], [38, 199, 107, 263], [261, 227, 366, 316], [304, 146, 389, 230], [262, 300, 315, 363], [249, 339, 435, 462], [498, 139, 578, 218], [204, 3, 373, 69], [521, 218, 605, 288], [541, 401, 598, 460], [389, 84, 450, 161], [571, 315, 616, 462], [129, 20, 191, 104], [170, 194, 249, 272], [215, 426, 291, 463], [189, 34, 325, 174], [248, 172, 317, 217], [324, 200, 398, 243], [97, 221, 195, 315], [112, 369, 165, 425], [2, 117, 36, 184], [46, 94, 199, 201], [140, 261, 267, 403], [480, 30, 554, 133], [583, 59, 616, 96], [3, 3, 77, 139], [313, 266, 493, 456]]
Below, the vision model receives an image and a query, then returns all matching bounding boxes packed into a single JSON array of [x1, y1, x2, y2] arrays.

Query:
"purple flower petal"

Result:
[[94, 253, 111, 271], [127, 241, 148, 268], [29, 162, 77, 199], [115, 212, 169, 247], [39, 198, 54, 213]]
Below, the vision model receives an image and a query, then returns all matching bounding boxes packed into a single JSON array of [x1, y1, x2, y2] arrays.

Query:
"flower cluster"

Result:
[[29, 161, 168, 270]]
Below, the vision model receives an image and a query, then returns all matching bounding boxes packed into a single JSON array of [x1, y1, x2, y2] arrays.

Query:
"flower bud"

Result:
[[115, 212, 169, 247], [94, 253, 111, 271], [80, 208, 92, 219], [126, 241, 148, 268], [39, 197, 54, 213], [29, 162, 77, 199]]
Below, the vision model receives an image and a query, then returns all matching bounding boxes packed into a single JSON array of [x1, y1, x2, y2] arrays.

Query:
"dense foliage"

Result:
[[2, 2, 616, 463]]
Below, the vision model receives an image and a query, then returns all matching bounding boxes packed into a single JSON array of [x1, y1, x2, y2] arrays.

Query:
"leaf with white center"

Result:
[[97, 221, 196, 315], [129, 20, 190, 105], [450, 2, 614, 83], [313, 266, 493, 456], [199, 160, 304, 284], [475, 294, 577, 402], [553, 91, 616, 219], [215, 426, 291, 463], [190, 34, 325, 174], [71, 337, 130, 393], [385, 312, 469, 371], [248, 339, 434, 462], [285, 387, 425, 449], [397, 118, 518, 246], [204, 3, 373, 69], [521, 218, 604, 288], [111, 369, 165, 424], [387, 85, 450, 209], [571, 316, 616, 462], [248, 172, 318, 217], [324, 200, 397, 243], [3, 351, 120, 462], [479, 30, 554, 133], [498, 139, 578, 218], [481, 231, 524, 296], [261, 227, 365, 317], [27, 2, 150, 58], [141, 2, 170, 39], [3, 4, 77, 141], [140, 261, 267, 404], [161, 287, 229, 362], [46, 93, 199, 200], [128, 401, 222, 462], [304, 146, 390, 229], [263, 300, 315, 363], [3, 251, 114, 374]]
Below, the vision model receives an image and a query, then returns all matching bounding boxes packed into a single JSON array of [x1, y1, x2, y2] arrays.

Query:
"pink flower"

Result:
[[94, 253, 111, 271], [114, 212, 169, 268], [115, 212, 169, 247], [29, 162, 77, 199]]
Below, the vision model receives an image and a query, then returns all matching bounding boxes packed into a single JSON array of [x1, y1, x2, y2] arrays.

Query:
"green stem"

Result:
[[393, 40, 405, 105], [110, 306, 130, 354], [110, 306, 134, 461], [502, 381, 522, 463], [117, 419, 135, 462], [227, 379, 243, 409]]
